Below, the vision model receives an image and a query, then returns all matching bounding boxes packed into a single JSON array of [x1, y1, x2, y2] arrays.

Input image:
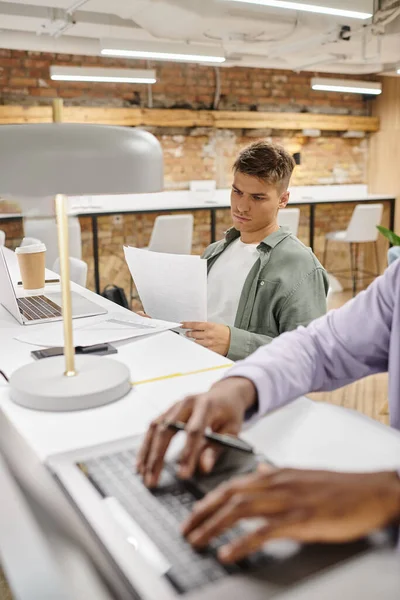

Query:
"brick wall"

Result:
[[0, 49, 387, 302], [0, 48, 376, 115]]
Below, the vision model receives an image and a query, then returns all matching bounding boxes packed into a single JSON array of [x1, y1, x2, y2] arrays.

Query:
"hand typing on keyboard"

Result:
[[136, 377, 257, 488], [181, 466, 400, 564]]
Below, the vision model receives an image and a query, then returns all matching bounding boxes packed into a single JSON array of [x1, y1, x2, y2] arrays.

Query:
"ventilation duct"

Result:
[[374, 0, 400, 29]]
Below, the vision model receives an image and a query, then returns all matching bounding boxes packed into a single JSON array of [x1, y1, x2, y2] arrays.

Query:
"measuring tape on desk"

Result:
[[131, 363, 231, 387]]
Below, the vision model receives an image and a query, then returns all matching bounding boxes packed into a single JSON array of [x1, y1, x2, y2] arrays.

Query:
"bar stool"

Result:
[[277, 208, 300, 236], [323, 204, 383, 296], [130, 214, 194, 307], [0, 230, 5, 246], [53, 257, 88, 288]]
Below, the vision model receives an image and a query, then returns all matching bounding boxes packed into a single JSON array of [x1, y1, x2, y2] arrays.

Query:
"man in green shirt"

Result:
[[182, 141, 328, 360]]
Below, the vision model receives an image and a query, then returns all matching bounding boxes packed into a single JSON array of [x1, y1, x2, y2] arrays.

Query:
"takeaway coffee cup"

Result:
[[15, 241, 46, 290]]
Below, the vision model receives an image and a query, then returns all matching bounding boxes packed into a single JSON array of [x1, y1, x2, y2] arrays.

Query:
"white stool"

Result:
[[190, 180, 216, 203], [52, 257, 88, 288], [323, 204, 383, 296], [148, 214, 194, 255], [278, 208, 300, 236], [0, 230, 5, 246], [130, 214, 194, 306]]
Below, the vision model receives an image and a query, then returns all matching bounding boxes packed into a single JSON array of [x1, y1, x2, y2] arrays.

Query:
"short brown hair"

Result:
[[233, 141, 295, 192]]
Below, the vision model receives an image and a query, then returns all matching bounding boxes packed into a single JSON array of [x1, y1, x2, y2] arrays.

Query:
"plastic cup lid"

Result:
[[15, 242, 46, 254]]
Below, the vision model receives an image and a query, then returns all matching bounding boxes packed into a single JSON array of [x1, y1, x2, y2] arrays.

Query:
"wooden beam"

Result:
[[0, 105, 52, 124], [141, 109, 213, 128], [0, 105, 379, 132], [213, 111, 379, 132], [64, 107, 143, 125]]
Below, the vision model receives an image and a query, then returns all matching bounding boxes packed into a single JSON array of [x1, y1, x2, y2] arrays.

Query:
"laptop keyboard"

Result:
[[83, 449, 269, 594], [17, 295, 62, 321]]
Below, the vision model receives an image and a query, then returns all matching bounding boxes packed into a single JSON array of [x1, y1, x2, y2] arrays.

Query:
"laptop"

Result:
[[0, 247, 106, 325], [0, 408, 394, 600]]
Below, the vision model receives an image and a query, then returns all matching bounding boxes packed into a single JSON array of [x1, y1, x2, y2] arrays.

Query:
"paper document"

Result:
[[14, 312, 180, 348], [242, 401, 400, 473], [124, 246, 207, 323]]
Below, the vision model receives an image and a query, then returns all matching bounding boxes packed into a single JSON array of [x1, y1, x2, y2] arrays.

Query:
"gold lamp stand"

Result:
[[8, 100, 132, 412], [55, 193, 76, 378]]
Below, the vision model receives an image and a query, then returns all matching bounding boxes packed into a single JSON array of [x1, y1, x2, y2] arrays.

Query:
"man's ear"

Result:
[[279, 191, 290, 209]]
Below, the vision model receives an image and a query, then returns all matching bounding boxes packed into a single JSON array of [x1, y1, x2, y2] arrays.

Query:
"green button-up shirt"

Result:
[[203, 226, 329, 361]]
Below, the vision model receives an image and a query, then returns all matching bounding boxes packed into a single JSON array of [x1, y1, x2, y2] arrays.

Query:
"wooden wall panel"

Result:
[[369, 77, 400, 232]]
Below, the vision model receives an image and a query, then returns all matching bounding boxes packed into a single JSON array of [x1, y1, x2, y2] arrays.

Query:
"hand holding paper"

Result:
[[183, 321, 231, 356], [124, 246, 207, 323]]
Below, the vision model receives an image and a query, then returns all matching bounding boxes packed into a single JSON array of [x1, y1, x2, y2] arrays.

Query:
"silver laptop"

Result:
[[0, 247, 106, 325], [0, 408, 393, 600]]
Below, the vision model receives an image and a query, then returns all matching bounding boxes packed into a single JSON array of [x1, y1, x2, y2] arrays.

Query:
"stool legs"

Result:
[[349, 242, 357, 297], [323, 238, 328, 268], [325, 239, 379, 297], [374, 241, 380, 275]]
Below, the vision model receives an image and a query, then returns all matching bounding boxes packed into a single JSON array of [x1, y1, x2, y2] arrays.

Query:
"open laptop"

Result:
[[0, 247, 106, 325], [0, 409, 394, 600]]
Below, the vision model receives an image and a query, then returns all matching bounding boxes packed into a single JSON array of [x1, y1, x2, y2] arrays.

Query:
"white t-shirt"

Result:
[[207, 238, 259, 327]]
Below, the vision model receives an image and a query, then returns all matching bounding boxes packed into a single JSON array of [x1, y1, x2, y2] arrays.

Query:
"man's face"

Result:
[[230, 171, 289, 235]]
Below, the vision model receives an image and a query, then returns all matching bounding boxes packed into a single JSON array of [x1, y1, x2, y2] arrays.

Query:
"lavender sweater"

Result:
[[229, 258, 400, 437]]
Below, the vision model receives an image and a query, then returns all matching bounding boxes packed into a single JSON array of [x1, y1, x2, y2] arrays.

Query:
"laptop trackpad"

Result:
[[45, 292, 107, 317]]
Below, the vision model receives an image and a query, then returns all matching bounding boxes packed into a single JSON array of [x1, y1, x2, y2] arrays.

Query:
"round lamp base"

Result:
[[9, 355, 131, 412]]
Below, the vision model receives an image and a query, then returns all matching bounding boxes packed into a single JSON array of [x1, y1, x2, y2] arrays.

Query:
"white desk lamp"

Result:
[[0, 122, 163, 412]]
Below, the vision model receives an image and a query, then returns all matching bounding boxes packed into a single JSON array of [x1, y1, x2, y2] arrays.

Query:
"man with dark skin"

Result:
[[137, 257, 400, 563]]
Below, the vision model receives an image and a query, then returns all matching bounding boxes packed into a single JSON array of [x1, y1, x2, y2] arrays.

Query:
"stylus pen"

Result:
[[167, 421, 254, 454]]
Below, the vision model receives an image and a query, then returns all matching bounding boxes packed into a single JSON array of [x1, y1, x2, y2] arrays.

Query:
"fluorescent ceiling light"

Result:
[[220, 0, 372, 20], [302, 128, 321, 137], [50, 66, 156, 84], [311, 77, 382, 95], [342, 131, 366, 138], [100, 39, 225, 64]]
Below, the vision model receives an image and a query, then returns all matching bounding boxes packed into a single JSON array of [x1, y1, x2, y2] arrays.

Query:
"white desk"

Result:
[[72, 184, 396, 293], [1, 184, 395, 294], [1, 246, 400, 469], [1, 247, 400, 598]]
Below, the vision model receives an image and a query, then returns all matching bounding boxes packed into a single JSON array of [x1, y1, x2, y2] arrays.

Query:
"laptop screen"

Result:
[[0, 247, 23, 324]]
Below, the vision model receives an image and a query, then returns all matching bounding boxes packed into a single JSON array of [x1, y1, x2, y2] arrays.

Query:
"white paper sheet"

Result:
[[242, 401, 400, 473], [14, 312, 180, 348], [124, 246, 207, 322]]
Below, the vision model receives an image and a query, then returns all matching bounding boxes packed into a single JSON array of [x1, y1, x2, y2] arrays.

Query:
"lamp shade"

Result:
[[0, 123, 163, 197]]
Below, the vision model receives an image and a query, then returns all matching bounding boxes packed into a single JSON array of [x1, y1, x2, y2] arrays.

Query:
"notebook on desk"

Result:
[[0, 247, 106, 325]]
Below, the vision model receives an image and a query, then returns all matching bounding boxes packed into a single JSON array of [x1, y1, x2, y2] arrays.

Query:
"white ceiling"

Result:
[[0, 0, 400, 75]]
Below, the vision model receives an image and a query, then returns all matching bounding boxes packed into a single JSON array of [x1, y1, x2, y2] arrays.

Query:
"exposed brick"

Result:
[[28, 88, 56, 97], [10, 68, 29, 77], [9, 77, 37, 87], [11, 50, 27, 58], [23, 59, 50, 69], [0, 48, 373, 114], [0, 58, 22, 68], [55, 53, 72, 61]]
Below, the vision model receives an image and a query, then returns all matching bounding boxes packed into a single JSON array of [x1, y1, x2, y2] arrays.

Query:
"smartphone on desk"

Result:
[[31, 343, 118, 360]]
